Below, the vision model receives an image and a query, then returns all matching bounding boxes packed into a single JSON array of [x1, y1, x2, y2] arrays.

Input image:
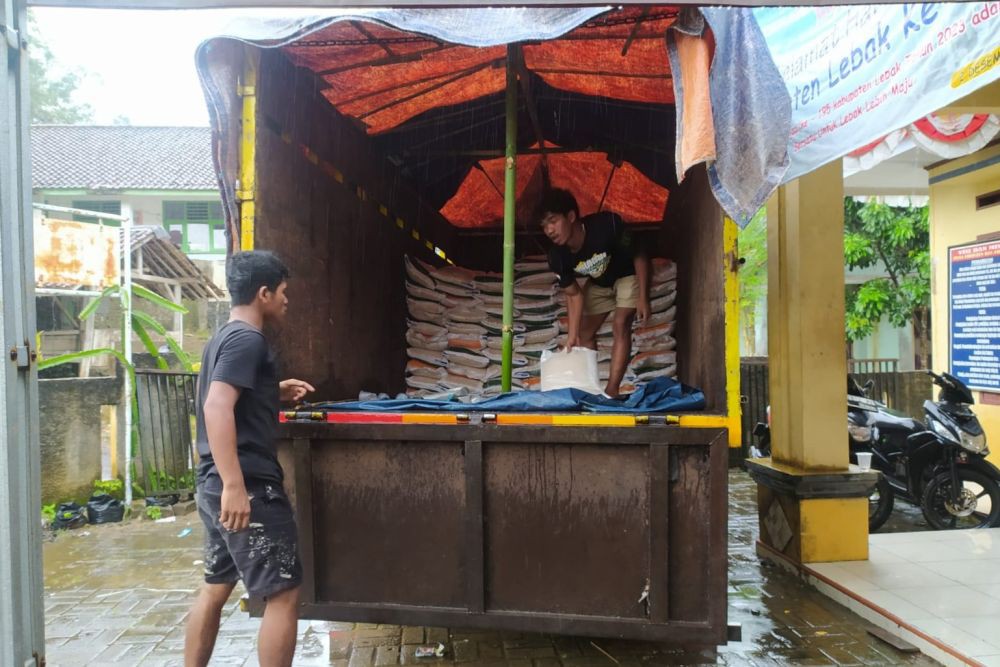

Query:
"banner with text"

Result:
[[755, 3, 1000, 182]]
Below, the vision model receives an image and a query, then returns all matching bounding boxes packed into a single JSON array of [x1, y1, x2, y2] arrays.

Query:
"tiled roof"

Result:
[[31, 125, 218, 191]]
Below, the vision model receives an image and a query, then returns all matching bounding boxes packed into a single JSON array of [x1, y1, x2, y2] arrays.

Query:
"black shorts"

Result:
[[196, 476, 303, 598]]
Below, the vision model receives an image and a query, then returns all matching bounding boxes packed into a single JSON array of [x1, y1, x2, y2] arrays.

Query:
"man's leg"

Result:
[[258, 585, 301, 667], [578, 312, 607, 349], [606, 307, 636, 397], [184, 581, 237, 667]]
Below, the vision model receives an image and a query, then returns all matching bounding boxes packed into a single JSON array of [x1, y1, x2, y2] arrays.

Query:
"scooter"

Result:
[[751, 371, 1000, 531]]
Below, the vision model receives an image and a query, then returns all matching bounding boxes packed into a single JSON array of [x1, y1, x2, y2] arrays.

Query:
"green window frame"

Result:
[[162, 201, 226, 255], [71, 200, 121, 226]]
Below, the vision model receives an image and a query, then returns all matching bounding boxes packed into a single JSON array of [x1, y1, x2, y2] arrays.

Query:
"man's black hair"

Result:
[[535, 188, 580, 222], [226, 251, 290, 306]]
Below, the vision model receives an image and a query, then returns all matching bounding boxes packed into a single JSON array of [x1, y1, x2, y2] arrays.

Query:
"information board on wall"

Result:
[[950, 239, 1000, 392]]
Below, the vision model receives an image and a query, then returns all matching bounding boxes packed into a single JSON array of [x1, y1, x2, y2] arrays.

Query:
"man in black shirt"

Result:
[[540, 188, 650, 397], [185, 251, 314, 667]]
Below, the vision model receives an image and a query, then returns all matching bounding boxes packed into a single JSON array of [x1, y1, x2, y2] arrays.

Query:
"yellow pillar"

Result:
[[767, 159, 848, 471], [748, 159, 874, 564]]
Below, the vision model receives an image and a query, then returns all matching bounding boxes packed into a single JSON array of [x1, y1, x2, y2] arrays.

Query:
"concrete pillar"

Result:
[[747, 159, 876, 564]]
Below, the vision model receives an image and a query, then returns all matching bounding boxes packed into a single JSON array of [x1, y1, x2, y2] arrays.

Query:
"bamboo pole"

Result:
[[501, 45, 518, 392]]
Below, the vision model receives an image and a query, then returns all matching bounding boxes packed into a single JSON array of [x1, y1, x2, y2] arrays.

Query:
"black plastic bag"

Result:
[[87, 494, 125, 524], [52, 502, 87, 530]]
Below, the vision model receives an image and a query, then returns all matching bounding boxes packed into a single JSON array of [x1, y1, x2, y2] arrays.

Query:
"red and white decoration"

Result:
[[844, 113, 1000, 176]]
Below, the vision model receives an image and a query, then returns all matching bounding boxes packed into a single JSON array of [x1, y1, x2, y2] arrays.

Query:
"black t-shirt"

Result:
[[195, 320, 282, 485], [548, 212, 635, 289]]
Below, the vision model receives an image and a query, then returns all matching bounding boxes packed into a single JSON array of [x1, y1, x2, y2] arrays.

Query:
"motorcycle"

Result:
[[750, 371, 1000, 531]]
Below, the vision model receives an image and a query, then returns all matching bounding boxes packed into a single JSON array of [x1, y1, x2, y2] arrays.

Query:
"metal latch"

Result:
[[9, 341, 36, 369]]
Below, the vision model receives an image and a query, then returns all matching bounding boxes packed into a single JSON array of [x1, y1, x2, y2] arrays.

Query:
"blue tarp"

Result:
[[311, 376, 705, 414]]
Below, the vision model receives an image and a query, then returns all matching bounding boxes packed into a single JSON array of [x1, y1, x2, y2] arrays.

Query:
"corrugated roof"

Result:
[[31, 126, 218, 191]]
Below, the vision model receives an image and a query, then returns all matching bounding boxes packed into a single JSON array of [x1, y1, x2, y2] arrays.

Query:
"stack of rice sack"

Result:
[[403, 255, 677, 397]]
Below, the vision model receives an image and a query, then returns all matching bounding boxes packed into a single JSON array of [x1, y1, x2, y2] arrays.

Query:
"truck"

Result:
[[196, 5, 739, 645]]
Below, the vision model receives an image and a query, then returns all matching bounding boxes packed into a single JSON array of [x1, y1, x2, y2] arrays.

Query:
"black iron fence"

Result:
[[738, 359, 932, 454], [135, 369, 197, 498]]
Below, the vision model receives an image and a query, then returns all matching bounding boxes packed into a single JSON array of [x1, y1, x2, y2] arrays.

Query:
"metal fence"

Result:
[[738, 359, 931, 453], [135, 370, 197, 498]]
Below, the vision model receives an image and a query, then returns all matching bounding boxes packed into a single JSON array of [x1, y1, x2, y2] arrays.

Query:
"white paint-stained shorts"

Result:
[[196, 476, 302, 598]]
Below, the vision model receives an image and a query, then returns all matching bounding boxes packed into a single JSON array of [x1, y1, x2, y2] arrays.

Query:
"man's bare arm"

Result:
[[203, 381, 250, 533]]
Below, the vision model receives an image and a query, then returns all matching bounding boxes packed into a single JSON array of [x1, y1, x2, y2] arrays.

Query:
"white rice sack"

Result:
[[631, 349, 678, 373], [634, 335, 676, 353], [475, 277, 505, 294], [406, 359, 447, 379], [406, 329, 447, 351], [444, 349, 491, 369], [540, 347, 602, 394], [406, 281, 445, 303], [408, 347, 448, 367], [406, 375, 444, 392], [651, 280, 677, 298], [522, 323, 560, 345], [644, 309, 677, 328], [516, 297, 559, 314], [446, 333, 487, 352], [408, 320, 448, 338], [448, 307, 488, 324], [431, 264, 477, 290], [515, 285, 556, 299], [447, 322, 487, 336], [407, 297, 446, 322], [436, 282, 476, 299], [516, 272, 557, 288], [520, 310, 559, 324], [650, 292, 677, 313], [449, 364, 501, 382], [441, 373, 485, 392], [635, 364, 678, 382], [404, 255, 436, 290], [634, 322, 677, 348], [478, 292, 504, 305], [442, 294, 482, 310], [651, 258, 677, 284]]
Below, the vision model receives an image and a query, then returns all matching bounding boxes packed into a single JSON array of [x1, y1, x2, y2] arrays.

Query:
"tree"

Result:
[[27, 11, 94, 124], [738, 208, 767, 356], [843, 198, 931, 368]]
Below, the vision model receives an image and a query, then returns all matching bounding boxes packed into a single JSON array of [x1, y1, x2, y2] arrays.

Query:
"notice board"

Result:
[[949, 239, 1000, 392]]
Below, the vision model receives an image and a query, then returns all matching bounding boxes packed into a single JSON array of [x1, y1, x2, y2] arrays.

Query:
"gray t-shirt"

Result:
[[195, 320, 282, 485]]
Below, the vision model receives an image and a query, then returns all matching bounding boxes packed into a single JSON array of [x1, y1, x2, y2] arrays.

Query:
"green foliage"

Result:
[[27, 11, 94, 124], [93, 478, 124, 501], [41, 503, 56, 523], [148, 469, 195, 493], [145, 506, 162, 521], [738, 208, 767, 352], [843, 199, 930, 343]]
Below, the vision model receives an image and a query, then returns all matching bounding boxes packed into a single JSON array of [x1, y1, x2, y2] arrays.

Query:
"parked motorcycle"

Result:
[[750, 371, 1000, 531]]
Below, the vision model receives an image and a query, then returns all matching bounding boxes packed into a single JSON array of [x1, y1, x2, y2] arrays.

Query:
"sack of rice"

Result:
[[431, 264, 478, 291], [634, 335, 676, 353], [651, 258, 677, 283], [650, 280, 676, 298], [482, 348, 529, 367], [631, 349, 677, 374], [635, 364, 678, 382], [449, 363, 501, 382], [406, 329, 448, 351], [483, 318, 526, 336], [407, 297, 446, 323], [448, 306, 489, 324], [447, 333, 488, 352], [408, 320, 447, 338], [404, 255, 436, 290], [441, 373, 485, 393], [644, 308, 677, 328], [406, 281, 445, 303], [406, 375, 444, 392], [444, 348, 491, 369], [442, 294, 483, 310], [408, 347, 448, 367], [447, 322, 488, 337], [522, 323, 560, 345], [406, 359, 447, 379], [650, 292, 676, 313], [633, 322, 677, 348]]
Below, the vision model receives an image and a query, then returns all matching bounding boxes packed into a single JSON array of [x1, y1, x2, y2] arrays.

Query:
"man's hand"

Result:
[[219, 483, 251, 533], [561, 335, 580, 352], [279, 378, 315, 403], [636, 298, 651, 325]]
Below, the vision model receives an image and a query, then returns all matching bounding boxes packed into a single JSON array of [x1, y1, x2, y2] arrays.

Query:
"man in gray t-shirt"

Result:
[[185, 251, 313, 667]]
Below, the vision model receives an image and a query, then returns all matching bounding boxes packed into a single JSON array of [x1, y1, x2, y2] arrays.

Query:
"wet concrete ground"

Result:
[[42, 470, 940, 666]]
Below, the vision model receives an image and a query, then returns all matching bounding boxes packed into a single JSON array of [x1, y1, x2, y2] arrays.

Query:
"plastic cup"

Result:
[[856, 452, 873, 471]]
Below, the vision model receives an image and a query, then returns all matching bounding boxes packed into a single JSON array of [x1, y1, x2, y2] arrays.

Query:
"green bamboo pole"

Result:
[[501, 45, 518, 392]]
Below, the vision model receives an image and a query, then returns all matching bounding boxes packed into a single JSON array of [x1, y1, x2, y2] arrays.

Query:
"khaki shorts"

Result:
[[584, 275, 638, 315]]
